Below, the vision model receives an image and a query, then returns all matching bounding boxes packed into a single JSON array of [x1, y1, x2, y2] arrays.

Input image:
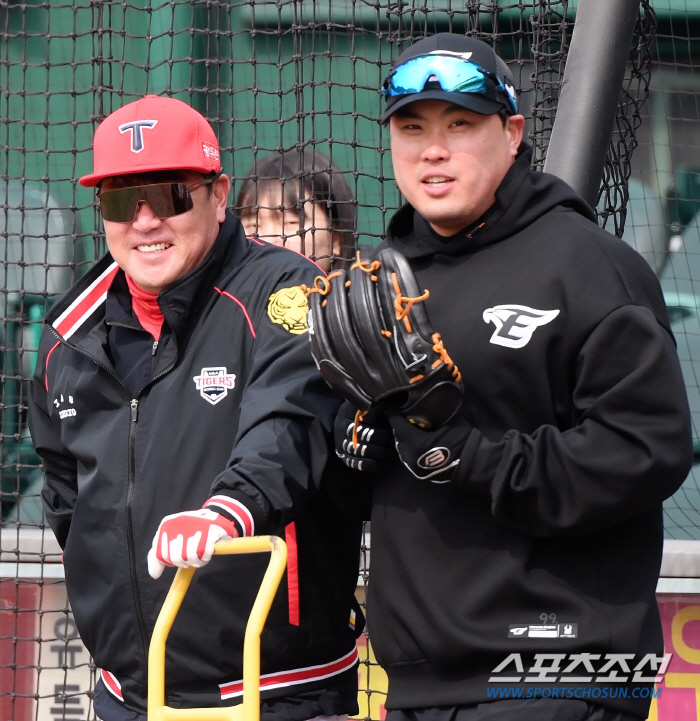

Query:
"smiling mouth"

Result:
[[136, 243, 171, 253], [423, 178, 453, 185]]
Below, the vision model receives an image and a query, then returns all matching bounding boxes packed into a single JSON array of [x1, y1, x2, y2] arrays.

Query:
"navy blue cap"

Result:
[[381, 34, 517, 123]]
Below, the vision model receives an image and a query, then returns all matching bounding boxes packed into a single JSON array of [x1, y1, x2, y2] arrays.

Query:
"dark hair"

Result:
[[392, 103, 511, 127], [235, 148, 356, 266]]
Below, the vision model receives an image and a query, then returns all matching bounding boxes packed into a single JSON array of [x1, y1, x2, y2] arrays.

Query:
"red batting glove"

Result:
[[147, 508, 238, 579]]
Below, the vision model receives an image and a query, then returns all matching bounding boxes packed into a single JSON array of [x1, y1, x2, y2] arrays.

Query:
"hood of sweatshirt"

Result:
[[385, 143, 596, 259]]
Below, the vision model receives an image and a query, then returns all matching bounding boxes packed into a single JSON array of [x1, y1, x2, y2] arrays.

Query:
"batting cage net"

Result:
[[0, 1, 698, 719]]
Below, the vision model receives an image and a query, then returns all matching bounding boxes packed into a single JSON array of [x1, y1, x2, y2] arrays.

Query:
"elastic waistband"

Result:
[[99, 645, 359, 707], [100, 668, 123, 702], [220, 647, 359, 700]]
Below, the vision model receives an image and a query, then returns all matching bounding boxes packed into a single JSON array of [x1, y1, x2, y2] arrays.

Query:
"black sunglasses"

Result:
[[97, 175, 220, 223]]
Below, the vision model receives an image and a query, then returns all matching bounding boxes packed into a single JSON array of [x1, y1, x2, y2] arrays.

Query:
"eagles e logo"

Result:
[[483, 304, 560, 348], [267, 286, 309, 335]]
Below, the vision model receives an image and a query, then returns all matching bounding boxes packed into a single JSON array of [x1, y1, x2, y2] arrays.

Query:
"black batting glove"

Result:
[[388, 411, 473, 483], [334, 400, 392, 473]]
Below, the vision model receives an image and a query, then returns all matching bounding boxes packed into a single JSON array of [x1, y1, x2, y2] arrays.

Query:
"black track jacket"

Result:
[[367, 145, 693, 718], [28, 212, 364, 716]]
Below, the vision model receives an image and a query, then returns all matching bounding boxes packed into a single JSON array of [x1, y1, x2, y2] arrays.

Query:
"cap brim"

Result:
[[79, 172, 110, 188], [79, 161, 220, 188], [380, 90, 503, 124]]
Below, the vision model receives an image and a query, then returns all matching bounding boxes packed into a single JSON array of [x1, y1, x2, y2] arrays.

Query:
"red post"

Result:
[[0, 580, 39, 721]]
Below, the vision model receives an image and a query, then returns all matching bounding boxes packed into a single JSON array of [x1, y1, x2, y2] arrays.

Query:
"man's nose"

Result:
[[258, 217, 295, 245], [422, 141, 449, 162], [131, 200, 162, 229]]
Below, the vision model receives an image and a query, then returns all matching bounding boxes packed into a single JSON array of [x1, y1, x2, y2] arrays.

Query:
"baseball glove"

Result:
[[303, 247, 463, 429]]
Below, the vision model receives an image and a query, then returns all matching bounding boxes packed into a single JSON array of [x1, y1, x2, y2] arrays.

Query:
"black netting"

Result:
[[1, 2, 691, 719], [597, 0, 656, 236]]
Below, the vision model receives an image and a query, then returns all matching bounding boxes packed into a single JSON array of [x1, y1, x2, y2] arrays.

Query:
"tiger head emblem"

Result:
[[267, 286, 309, 335]]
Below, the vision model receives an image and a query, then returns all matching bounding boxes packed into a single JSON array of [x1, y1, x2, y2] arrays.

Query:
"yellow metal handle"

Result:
[[148, 535, 288, 721]]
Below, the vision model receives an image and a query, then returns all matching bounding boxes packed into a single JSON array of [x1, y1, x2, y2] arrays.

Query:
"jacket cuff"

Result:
[[455, 427, 507, 496], [203, 493, 265, 537]]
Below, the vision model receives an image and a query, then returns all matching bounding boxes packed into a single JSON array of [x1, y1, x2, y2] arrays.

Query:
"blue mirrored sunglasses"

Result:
[[382, 54, 518, 115]]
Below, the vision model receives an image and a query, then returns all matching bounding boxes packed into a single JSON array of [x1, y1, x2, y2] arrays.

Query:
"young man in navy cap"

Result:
[[334, 33, 692, 721], [28, 95, 364, 721]]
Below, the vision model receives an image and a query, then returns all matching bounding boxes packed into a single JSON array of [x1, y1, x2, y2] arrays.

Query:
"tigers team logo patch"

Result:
[[193, 367, 236, 405], [267, 286, 308, 335]]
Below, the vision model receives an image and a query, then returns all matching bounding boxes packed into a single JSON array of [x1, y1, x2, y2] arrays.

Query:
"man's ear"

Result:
[[506, 115, 525, 157], [332, 230, 343, 259], [213, 174, 231, 223]]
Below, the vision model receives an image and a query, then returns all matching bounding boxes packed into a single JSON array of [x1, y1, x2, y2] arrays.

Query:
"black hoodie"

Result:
[[367, 145, 692, 718]]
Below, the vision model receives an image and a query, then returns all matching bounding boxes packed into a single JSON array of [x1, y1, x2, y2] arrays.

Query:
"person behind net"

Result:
[[332, 33, 693, 721], [235, 148, 357, 271], [27, 95, 365, 721]]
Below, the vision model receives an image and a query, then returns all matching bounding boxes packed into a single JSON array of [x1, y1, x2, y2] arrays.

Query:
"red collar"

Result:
[[125, 274, 164, 341]]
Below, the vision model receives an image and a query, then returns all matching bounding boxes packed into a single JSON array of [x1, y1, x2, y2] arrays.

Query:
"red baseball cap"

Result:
[[79, 95, 222, 187]]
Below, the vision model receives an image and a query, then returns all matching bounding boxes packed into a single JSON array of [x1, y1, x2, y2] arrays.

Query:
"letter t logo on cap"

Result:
[[119, 120, 158, 153]]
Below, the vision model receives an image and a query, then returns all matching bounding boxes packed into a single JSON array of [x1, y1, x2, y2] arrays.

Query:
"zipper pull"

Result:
[[130, 398, 139, 423], [152, 341, 158, 356]]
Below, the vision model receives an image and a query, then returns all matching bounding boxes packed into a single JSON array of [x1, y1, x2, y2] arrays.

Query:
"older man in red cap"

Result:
[[28, 95, 364, 721]]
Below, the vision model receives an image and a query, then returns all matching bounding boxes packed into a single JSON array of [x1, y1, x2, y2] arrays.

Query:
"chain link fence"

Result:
[[3, 1, 698, 719]]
